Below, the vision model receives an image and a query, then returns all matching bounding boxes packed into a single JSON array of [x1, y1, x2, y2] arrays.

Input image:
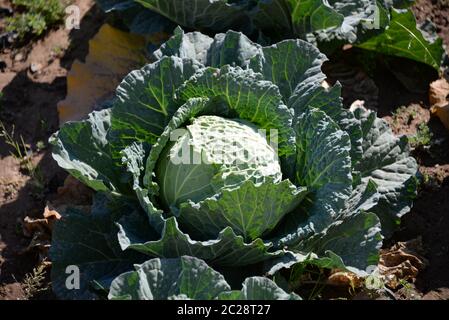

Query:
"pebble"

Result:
[[30, 62, 43, 73], [14, 53, 23, 62]]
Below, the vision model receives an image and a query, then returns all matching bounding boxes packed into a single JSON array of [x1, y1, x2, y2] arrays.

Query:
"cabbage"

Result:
[[49, 29, 417, 300], [156, 115, 283, 209]]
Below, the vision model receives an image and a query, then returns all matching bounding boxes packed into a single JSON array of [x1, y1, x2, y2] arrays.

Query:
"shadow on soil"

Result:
[[0, 5, 105, 299]]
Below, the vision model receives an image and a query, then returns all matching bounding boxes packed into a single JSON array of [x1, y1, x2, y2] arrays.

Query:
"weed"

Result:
[[288, 262, 330, 300], [391, 106, 407, 126], [397, 279, 417, 300], [22, 263, 50, 299], [0, 121, 45, 190], [52, 45, 64, 57], [407, 110, 417, 125], [6, 0, 65, 41], [1, 121, 29, 162], [409, 122, 433, 149], [36, 140, 46, 152], [40, 119, 48, 133]]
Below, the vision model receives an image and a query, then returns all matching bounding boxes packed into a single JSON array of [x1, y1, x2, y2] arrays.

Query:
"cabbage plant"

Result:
[[97, 0, 444, 70], [50, 28, 418, 300]]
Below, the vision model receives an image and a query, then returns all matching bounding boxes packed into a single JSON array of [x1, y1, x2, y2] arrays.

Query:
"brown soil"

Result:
[[414, 0, 449, 48], [0, 0, 104, 299], [0, 0, 448, 301], [383, 104, 449, 299]]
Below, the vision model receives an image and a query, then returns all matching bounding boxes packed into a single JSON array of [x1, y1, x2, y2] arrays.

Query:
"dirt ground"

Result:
[[0, 0, 448, 300], [0, 0, 104, 299]]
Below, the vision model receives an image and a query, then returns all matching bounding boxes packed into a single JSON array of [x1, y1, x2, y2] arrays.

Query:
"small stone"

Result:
[[30, 62, 43, 73], [14, 53, 23, 62]]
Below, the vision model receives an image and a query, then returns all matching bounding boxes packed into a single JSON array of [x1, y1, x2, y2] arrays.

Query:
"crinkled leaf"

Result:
[[108, 56, 200, 157], [357, 9, 444, 70], [290, 167, 382, 270], [153, 27, 214, 65], [178, 180, 308, 241], [266, 182, 380, 273], [272, 108, 352, 248], [136, 0, 252, 33], [218, 277, 301, 300], [117, 217, 283, 266], [296, 211, 382, 270], [109, 256, 231, 300], [143, 97, 231, 191], [249, 37, 363, 164], [179, 65, 296, 157], [340, 179, 380, 219], [249, 38, 327, 101], [207, 30, 262, 68], [154, 28, 262, 69], [51, 194, 150, 299], [288, 0, 344, 36], [290, 83, 363, 164], [96, 0, 175, 34], [50, 109, 127, 193], [354, 107, 418, 235]]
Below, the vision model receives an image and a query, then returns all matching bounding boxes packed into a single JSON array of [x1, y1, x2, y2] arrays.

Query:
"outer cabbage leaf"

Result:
[[96, 0, 175, 34], [177, 180, 308, 241], [272, 108, 352, 248], [51, 194, 153, 299], [296, 211, 382, 270], [117, 215, 284, 266], [357, 9, 444, 70], [291, 174, 382, 270], [218, 277, 301, 300], [290, 83, 363, 164], [247, 38, 363, 163], [288, 0, 345, 37], [109, 256, 231, 300], [108, 56, 200, 156], [136, 0, 252, 33], [50, 109, 127, 194], [152, 27, 215, 65], [153, 27, 263, 69], [249, 38, 327, 100], [354, 107, 418, 235], [109, 256, 300, 300], [266, 182, 381, 273], [98, 1, 443, 69]]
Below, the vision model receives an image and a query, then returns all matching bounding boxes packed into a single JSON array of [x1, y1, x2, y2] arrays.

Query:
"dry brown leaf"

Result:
[[379, 237, 428, 289], [429, 78, 449, 130], [327, 271, 364, 288], [22, 176, 93, 264], [21, 214, 54, 264]]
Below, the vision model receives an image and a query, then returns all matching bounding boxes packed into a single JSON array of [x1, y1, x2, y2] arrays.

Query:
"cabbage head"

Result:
[[49, 28, 418, 300]]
